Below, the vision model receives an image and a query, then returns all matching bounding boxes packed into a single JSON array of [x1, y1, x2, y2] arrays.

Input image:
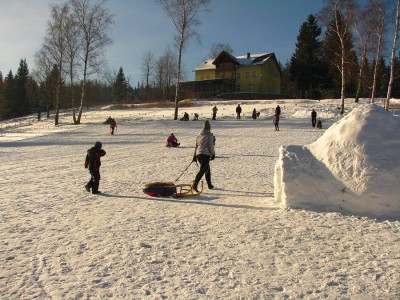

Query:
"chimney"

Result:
[[247, 52, 250, 59]]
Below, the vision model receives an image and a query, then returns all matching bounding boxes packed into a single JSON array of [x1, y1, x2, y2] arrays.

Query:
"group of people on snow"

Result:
[[88, 105, 323, 194], [86, 119, 216, 195]]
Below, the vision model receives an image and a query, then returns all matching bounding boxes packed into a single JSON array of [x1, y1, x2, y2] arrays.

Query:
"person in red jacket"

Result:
[[84, 141, 106, 194], [166, 133, 180, 147]]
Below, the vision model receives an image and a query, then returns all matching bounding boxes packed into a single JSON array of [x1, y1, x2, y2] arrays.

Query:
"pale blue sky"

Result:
[[0, 0, 329, 85]]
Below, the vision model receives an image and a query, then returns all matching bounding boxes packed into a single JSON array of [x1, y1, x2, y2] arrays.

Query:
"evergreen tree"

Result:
[[289, 15, 324, 99], [376, 57, 390, 97], [10, 59, 31, 117], [392, 54, 400, 98], [113, 67, 128, 102], [321, 11, 357, 100], [0, 71, 6, 119], [0, 71, 4, 91]]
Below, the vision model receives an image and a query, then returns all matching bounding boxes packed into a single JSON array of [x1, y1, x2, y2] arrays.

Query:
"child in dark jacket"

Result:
[[84, 141, 106, 194], [273, 114, 279, 131]]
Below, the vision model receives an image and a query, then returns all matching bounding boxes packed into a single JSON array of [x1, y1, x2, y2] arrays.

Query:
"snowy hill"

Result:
[[275, 104, 400, 218]]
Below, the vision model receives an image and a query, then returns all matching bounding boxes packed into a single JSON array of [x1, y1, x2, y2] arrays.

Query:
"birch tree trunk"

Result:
[[386, 0, 400, 109]]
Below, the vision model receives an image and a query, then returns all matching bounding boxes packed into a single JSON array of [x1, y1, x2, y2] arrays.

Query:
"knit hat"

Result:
[[94, 141, 102, 149], [204, 120, 211, 130]]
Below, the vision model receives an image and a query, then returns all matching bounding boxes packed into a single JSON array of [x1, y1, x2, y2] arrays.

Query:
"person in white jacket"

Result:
[[192, 120, 215, 192]]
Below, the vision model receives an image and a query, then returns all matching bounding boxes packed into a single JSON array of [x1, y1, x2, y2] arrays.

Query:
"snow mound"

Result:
[[274, 104, 400, 219]]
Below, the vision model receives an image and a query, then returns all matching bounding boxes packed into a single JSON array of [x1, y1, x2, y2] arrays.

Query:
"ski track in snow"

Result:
[[0, 99, 399, 299]]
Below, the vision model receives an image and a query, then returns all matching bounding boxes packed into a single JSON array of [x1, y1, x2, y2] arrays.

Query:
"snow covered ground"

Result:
[[0, 98, 399, 299]]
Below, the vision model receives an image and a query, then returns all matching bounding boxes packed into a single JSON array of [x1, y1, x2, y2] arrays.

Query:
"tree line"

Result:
[[0, 0, 399, 122]]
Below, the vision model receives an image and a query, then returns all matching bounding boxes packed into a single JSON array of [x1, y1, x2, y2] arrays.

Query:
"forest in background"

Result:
[[0, 0, 399, 122]]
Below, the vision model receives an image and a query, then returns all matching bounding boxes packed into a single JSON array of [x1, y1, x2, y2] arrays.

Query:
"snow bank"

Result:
[[275, 104, 400, 218]]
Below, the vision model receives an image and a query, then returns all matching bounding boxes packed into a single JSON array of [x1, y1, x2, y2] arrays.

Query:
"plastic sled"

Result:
[[143, 181, 203, 198]]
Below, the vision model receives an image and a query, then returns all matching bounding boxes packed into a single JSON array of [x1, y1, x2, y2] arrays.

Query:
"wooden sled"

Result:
[[143, 181, 203, 198]]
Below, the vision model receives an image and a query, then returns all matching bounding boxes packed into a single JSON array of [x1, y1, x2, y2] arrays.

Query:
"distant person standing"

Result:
[[212, 106, 218, 120], [236, 104, 242, 119], [311, 109, 317, 127], [273, 113, 279, 131], [252, 108, 257, 120], [110, 118, 117, 135], [275, 105, 281, 117], [84, 141, 106, 194]]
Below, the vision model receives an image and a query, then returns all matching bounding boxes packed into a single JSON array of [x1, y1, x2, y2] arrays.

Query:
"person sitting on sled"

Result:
[[166, 133, 180, 147], [84, 141, 106, 194], [192, 120, 215, 192]]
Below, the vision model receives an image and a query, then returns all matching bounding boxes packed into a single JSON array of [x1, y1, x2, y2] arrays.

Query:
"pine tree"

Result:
[[113, 67, 128, 102], [321, 11, 357, 101], [11, 59, 31, 117], [289, 15, 325, 99], [0, 71, 6, 119], [0, 71, 4, 91]]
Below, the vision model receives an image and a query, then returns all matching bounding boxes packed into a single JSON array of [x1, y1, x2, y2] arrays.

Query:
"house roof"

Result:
[[195, 58, 216, 71], [194, 52, 279, 71]]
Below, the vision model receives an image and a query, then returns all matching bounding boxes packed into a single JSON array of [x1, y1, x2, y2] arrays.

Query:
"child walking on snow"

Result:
[[84, 141, 106, 194]]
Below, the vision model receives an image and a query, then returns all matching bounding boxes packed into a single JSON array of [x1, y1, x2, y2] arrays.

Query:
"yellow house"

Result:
[[193, 51, 281, 95]]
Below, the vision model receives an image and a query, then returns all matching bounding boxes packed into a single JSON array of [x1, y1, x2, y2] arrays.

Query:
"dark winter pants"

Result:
[[88, 169, 101, 193], [194, 154, 212, 188], [312, 118, 316, 127]]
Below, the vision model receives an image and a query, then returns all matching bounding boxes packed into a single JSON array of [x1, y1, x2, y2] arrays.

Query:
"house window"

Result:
[[252, 71, 256, 78], [249, 84, 253, 92], [201, 76, 204, 80], [236, 72, 240, 79], [245, 72, 249, 79], [207, 76, 210, 80], [236, 85, 241, 92]]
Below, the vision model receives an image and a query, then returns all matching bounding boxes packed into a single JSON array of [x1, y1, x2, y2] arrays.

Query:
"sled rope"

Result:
[[174, 161, 193, 183]]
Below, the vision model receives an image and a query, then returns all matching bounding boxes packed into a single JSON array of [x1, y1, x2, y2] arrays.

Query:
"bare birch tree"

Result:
[[70, 0, 113, 124], [208, 43, 233, 58], [141, 51, 154, 101], [320, 0, 357, 114], [386, 0, 400, 109], [63, 5, 80, 123], [157, 0, 210, 120], [369, 0, 387, 104], [36, 3, 70, 125], [154, 47, 177, 100], [353, 3, 374, 103]]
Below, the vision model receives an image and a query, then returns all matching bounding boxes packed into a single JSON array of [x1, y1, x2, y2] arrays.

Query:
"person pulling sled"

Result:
[[192, 120, 215, 192]]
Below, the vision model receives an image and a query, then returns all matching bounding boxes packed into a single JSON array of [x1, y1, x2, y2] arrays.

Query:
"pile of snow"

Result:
[[274, 104, 400, 219]]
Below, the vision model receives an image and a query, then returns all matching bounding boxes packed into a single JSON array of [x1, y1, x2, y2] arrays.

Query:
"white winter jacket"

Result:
[[194, 129, 215, 157]]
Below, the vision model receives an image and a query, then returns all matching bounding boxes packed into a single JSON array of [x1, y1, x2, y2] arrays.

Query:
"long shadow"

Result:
[[99, 193, 277, 211], [217, 189, 274, 197]]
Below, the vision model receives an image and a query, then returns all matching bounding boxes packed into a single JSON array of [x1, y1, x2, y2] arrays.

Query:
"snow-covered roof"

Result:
[[194, 59, 216, 71], [194, 52, 275, 71]]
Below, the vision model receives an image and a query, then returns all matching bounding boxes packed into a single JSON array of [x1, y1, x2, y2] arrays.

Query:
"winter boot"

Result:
[[191, 181, 199, 193]]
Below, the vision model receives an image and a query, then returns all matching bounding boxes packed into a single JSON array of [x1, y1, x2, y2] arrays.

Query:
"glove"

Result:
[[211, 155, 215, 161], [192, 156, 197, 162]]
